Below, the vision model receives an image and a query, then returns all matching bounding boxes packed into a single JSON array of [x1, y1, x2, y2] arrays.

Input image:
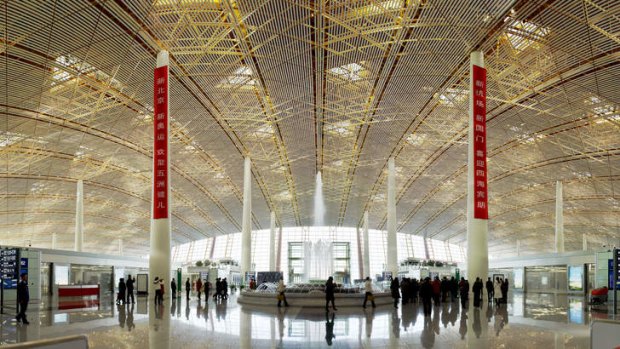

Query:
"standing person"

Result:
[[185, 278, 191, 300], [410, 278, 419, 303], [204, 281, 210, 303], [459, 277, 469, 309], [493, 277, 503, 307], [16, 273, 30, 325], [501, 279, 509, 304], [158, 279, 165, 305], [325, 276, 337, 311], [214, 278, 221, 300], [171, 278, 177, 299], [126, 275, 135, 304], [276, 277, 289, 307], [485, 277, 494, 304], [362, 277, 376, 308], [222, 278, 228, 299], [153, 277, 161, 304], [472, 277, 483, 308], [117, 278, 126, 305], [390, 277, 400, 309], [419, 277, 433, 317], [450, 277, 459, 302], [431, 277, 441, 306], [400, 278, 410, 304], [441, 277, 449, 303], [196, 278, 203, 302]]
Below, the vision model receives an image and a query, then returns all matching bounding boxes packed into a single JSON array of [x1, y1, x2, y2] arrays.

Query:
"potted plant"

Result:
[[195, 260, 203, 267]]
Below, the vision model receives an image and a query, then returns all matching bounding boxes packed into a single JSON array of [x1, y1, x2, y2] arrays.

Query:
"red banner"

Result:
[[153, 66, 169, 219], [472, 65, 488, 219]]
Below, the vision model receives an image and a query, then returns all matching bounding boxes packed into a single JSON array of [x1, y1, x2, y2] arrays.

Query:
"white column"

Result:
[[269, 211, 276, 271], [466, 51, 489, 283], [555, 181, 564, 253], [118, 239, 124, 256], [74, 179, 84, 252], [51, 233, 57, 250], [241, 157, 252, 284], [386, 157, 398, 276], [582, 234, 587, 251], [363, 211, 370, 278], [150, 50, 171, 301]]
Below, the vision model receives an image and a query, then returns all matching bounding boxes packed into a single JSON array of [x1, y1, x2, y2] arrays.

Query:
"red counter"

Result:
[[58, 285, 100, 297]]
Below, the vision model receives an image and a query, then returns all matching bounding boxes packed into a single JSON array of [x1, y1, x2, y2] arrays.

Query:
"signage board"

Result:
[[1, 248, 19, 289], [472, 64, 488, 219]]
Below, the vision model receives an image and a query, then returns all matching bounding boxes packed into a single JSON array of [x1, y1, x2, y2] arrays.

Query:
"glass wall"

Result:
[[171, 226, 466, 282], [525, 265, 568, 293]]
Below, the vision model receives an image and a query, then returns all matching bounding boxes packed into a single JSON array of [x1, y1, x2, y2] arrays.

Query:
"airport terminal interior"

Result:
[[0, 0, 619, 348]]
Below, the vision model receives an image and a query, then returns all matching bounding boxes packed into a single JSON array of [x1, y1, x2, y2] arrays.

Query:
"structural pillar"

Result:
[[51, 233, 57, 250], [150, 50, 171, 300], [363, 211, 370, 278], [386, 157, 398, 277], [555, 181, 564, 253], [466, 51, 489, 283], [74, 179, 84, 252], [269, 211, 276, 271], [241, 157, 252, 284]]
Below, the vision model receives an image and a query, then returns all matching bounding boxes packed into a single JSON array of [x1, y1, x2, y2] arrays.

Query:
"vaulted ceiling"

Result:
[[0, 0, 618, 257]]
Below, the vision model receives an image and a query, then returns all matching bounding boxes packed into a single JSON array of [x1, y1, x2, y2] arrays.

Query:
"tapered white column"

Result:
[[386, 157, 398, 276], [51, 233, 57, 250], [363, 211, 370, 278], [582, 234, 587, 251], [269, 211, 276, 271], [74, 179, 84, 252], [241, 157, 252, 284], [555, 181, 564, 253], [150, 50, 171, 301], [467, 51, 489, 283]]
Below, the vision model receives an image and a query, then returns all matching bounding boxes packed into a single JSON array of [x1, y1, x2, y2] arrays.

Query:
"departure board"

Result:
[[1, 248, 19, 289]]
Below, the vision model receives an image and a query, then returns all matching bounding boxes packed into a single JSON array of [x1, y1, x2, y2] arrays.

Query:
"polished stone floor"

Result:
[[0, 292, 616, 348]]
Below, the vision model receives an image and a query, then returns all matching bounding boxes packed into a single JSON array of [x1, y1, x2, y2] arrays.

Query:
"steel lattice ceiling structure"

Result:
[[0, 0, 619, 257]]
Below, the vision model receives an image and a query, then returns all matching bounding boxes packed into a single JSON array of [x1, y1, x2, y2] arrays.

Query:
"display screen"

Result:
[[568, 265, 584, 291]]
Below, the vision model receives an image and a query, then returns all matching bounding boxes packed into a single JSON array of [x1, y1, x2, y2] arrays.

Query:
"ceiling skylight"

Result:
[[217, 66, 258, 89], [504, 18, 549, 52], [329, 63, 367, 82]]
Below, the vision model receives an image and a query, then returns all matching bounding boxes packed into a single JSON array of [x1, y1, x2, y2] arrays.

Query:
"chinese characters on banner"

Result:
[[153, 66, 168, 219], [472, 65, 488, 219]]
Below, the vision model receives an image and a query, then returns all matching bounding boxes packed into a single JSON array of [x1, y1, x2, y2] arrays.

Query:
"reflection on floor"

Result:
[[0, 292, 615, 348]]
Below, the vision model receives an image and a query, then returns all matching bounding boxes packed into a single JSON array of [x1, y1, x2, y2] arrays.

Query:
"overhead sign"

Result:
[[472, 64, 488, 220], [153, 65, 169, 219]]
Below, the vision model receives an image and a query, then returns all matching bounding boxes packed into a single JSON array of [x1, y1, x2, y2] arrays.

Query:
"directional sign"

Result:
[[1, 249, 19, 289]]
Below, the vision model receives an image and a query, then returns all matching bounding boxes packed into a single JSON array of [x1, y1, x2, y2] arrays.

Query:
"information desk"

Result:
[[58, 285, 99, 298], [238, 291, 393, 308]]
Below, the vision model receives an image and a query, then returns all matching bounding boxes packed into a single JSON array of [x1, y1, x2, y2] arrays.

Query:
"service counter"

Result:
[[237, 290, 393, 307]]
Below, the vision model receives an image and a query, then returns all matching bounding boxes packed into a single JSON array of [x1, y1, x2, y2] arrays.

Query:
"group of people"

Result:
[[388, 275, 510, 316], [115, 275, 135, 305]]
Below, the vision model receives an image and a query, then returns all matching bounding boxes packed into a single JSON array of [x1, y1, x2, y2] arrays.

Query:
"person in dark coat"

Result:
[[126, 275, 135, 304], [171, 278, 177, 299], [325, 276, 337, 311], [185, 278, 191, 300], [459, 277, 469, 309], [501, 279, 509, 304], [472, 277, 483, 308], [431, 277, 441, 306], [450, 277, 459, 302], [400, 278, 410, 304], [196, 278, 203, 301], [485, 277, 494, 303], [419, 277, 433, 317], [410, 278, 419, 303], [390, 277, 400, 309], [117, 278, 126, 305], [16, 273, 30, 324], [440, 277, 450, 302]]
